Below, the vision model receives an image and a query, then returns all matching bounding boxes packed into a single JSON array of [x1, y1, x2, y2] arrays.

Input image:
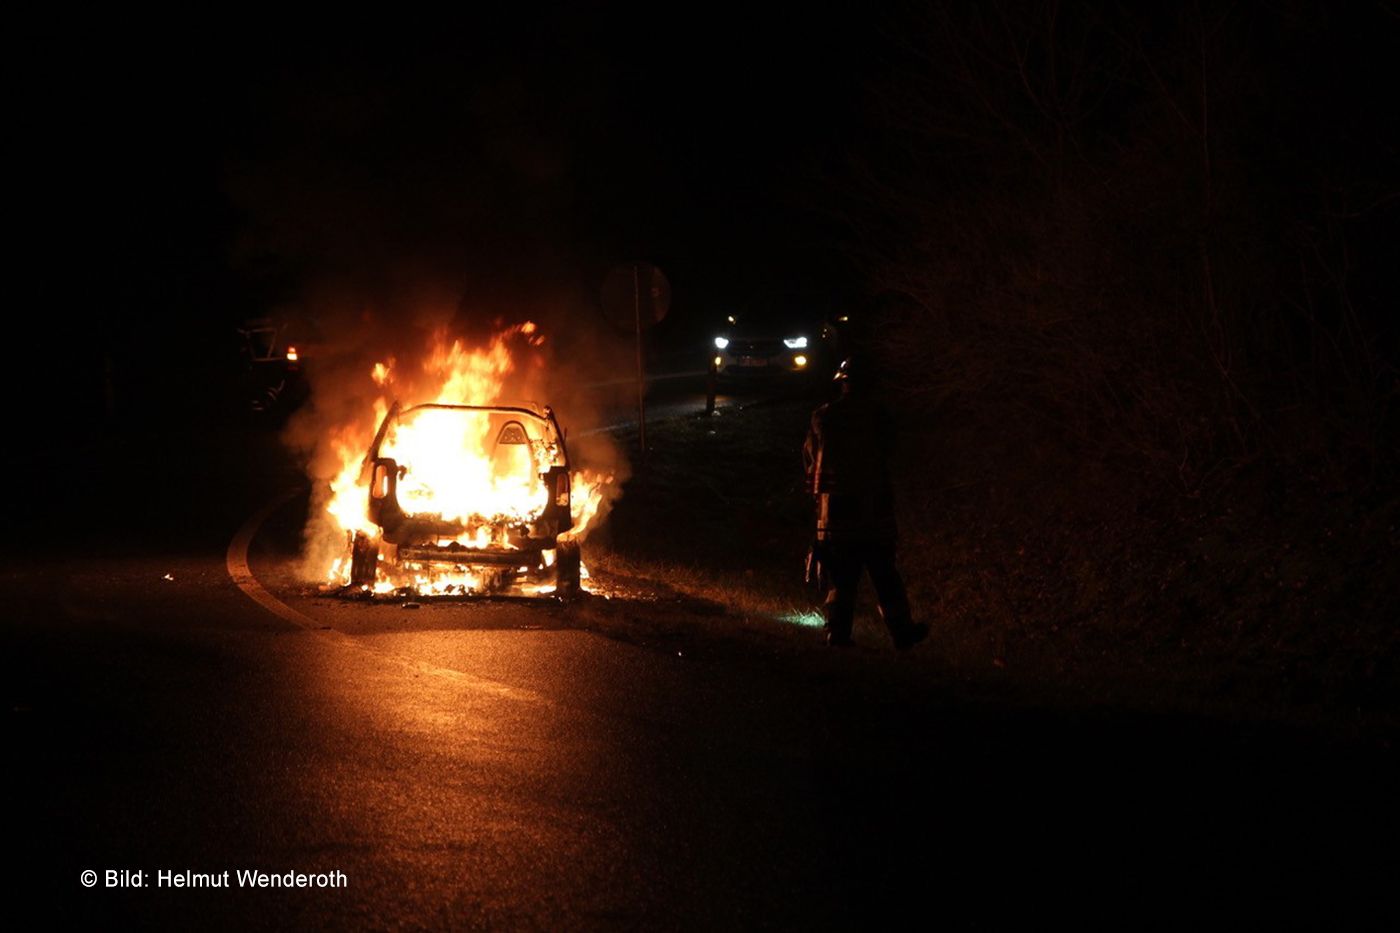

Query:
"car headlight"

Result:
[[714, 337, 730, 349], [783, 336, 808, 349]]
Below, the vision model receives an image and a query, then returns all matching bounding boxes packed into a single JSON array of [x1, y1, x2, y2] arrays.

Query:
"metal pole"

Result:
[[633, 263, 646, 452]]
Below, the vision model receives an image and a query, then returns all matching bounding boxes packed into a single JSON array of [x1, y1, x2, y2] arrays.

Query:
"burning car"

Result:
[[341, 401, 582, 597]]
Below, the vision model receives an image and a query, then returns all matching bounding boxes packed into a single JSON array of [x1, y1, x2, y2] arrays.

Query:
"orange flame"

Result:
[[317, 323, 611, 595]]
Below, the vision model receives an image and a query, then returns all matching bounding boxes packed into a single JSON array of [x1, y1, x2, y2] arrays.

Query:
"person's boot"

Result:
[[825, 628, 854, 647], [892, 622, 929, 651]]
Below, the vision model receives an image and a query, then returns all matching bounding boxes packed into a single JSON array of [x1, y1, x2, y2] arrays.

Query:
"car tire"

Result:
[[555, 538, 582, 598], [350, 532, 379, 587]]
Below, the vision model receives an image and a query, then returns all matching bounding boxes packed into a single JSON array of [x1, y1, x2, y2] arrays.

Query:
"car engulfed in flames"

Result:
[[332, 400, 588, 598]]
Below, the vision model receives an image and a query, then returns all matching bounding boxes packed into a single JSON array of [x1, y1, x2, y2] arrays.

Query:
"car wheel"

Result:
[[554, 538, 581, 598], [350, 532, 379, 587]]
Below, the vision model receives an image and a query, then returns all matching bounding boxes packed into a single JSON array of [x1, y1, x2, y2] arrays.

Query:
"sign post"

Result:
[[602, 262, 671, 454], [632, 263, 647, 451]]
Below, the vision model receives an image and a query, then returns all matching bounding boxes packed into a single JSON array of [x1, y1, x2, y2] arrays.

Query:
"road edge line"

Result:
[[226, 488, 546, 704]]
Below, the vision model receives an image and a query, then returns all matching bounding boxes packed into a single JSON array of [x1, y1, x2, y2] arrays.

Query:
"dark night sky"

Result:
[[17, 7, 872, 342], [14, 4, 1395, 422]]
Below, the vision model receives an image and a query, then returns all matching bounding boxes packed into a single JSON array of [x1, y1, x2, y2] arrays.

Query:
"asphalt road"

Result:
[[574, 368, 814, 436], [8, 378, 1397, 929]]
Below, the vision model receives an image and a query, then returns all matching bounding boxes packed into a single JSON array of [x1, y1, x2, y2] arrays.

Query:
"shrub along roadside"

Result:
[[587, 399, 1398, 734]]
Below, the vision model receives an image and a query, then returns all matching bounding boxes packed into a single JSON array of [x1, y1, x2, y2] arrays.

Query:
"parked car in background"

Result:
[[235, 314, 320, 414], [707, 311, 843, 382]]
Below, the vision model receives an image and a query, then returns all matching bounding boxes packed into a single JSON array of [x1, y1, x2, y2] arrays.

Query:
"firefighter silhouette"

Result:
[[804, 358, 928, 649]]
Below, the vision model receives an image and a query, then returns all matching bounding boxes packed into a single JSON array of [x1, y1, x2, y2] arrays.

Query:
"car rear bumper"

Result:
[[395, 542, 552, 566]]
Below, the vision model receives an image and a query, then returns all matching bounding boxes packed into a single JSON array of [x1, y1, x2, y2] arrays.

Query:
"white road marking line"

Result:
[[226, 489, 547, 704]]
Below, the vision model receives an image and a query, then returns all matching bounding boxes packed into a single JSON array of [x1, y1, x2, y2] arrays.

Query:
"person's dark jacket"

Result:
[[803, 389, 898, 542]]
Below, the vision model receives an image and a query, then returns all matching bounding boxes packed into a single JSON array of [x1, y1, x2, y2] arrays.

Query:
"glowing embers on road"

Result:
[[333, 546, 593, 600]]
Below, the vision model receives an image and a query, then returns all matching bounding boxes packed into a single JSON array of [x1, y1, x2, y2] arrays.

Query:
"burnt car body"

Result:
[[348, 402, 581, 596]]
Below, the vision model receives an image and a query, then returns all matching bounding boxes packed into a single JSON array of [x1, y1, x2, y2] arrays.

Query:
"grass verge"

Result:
[[582, 394, 1398, 741]]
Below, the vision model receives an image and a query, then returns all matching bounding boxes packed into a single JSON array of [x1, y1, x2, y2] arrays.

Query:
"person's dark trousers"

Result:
[[821, 537, 913, 641]]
